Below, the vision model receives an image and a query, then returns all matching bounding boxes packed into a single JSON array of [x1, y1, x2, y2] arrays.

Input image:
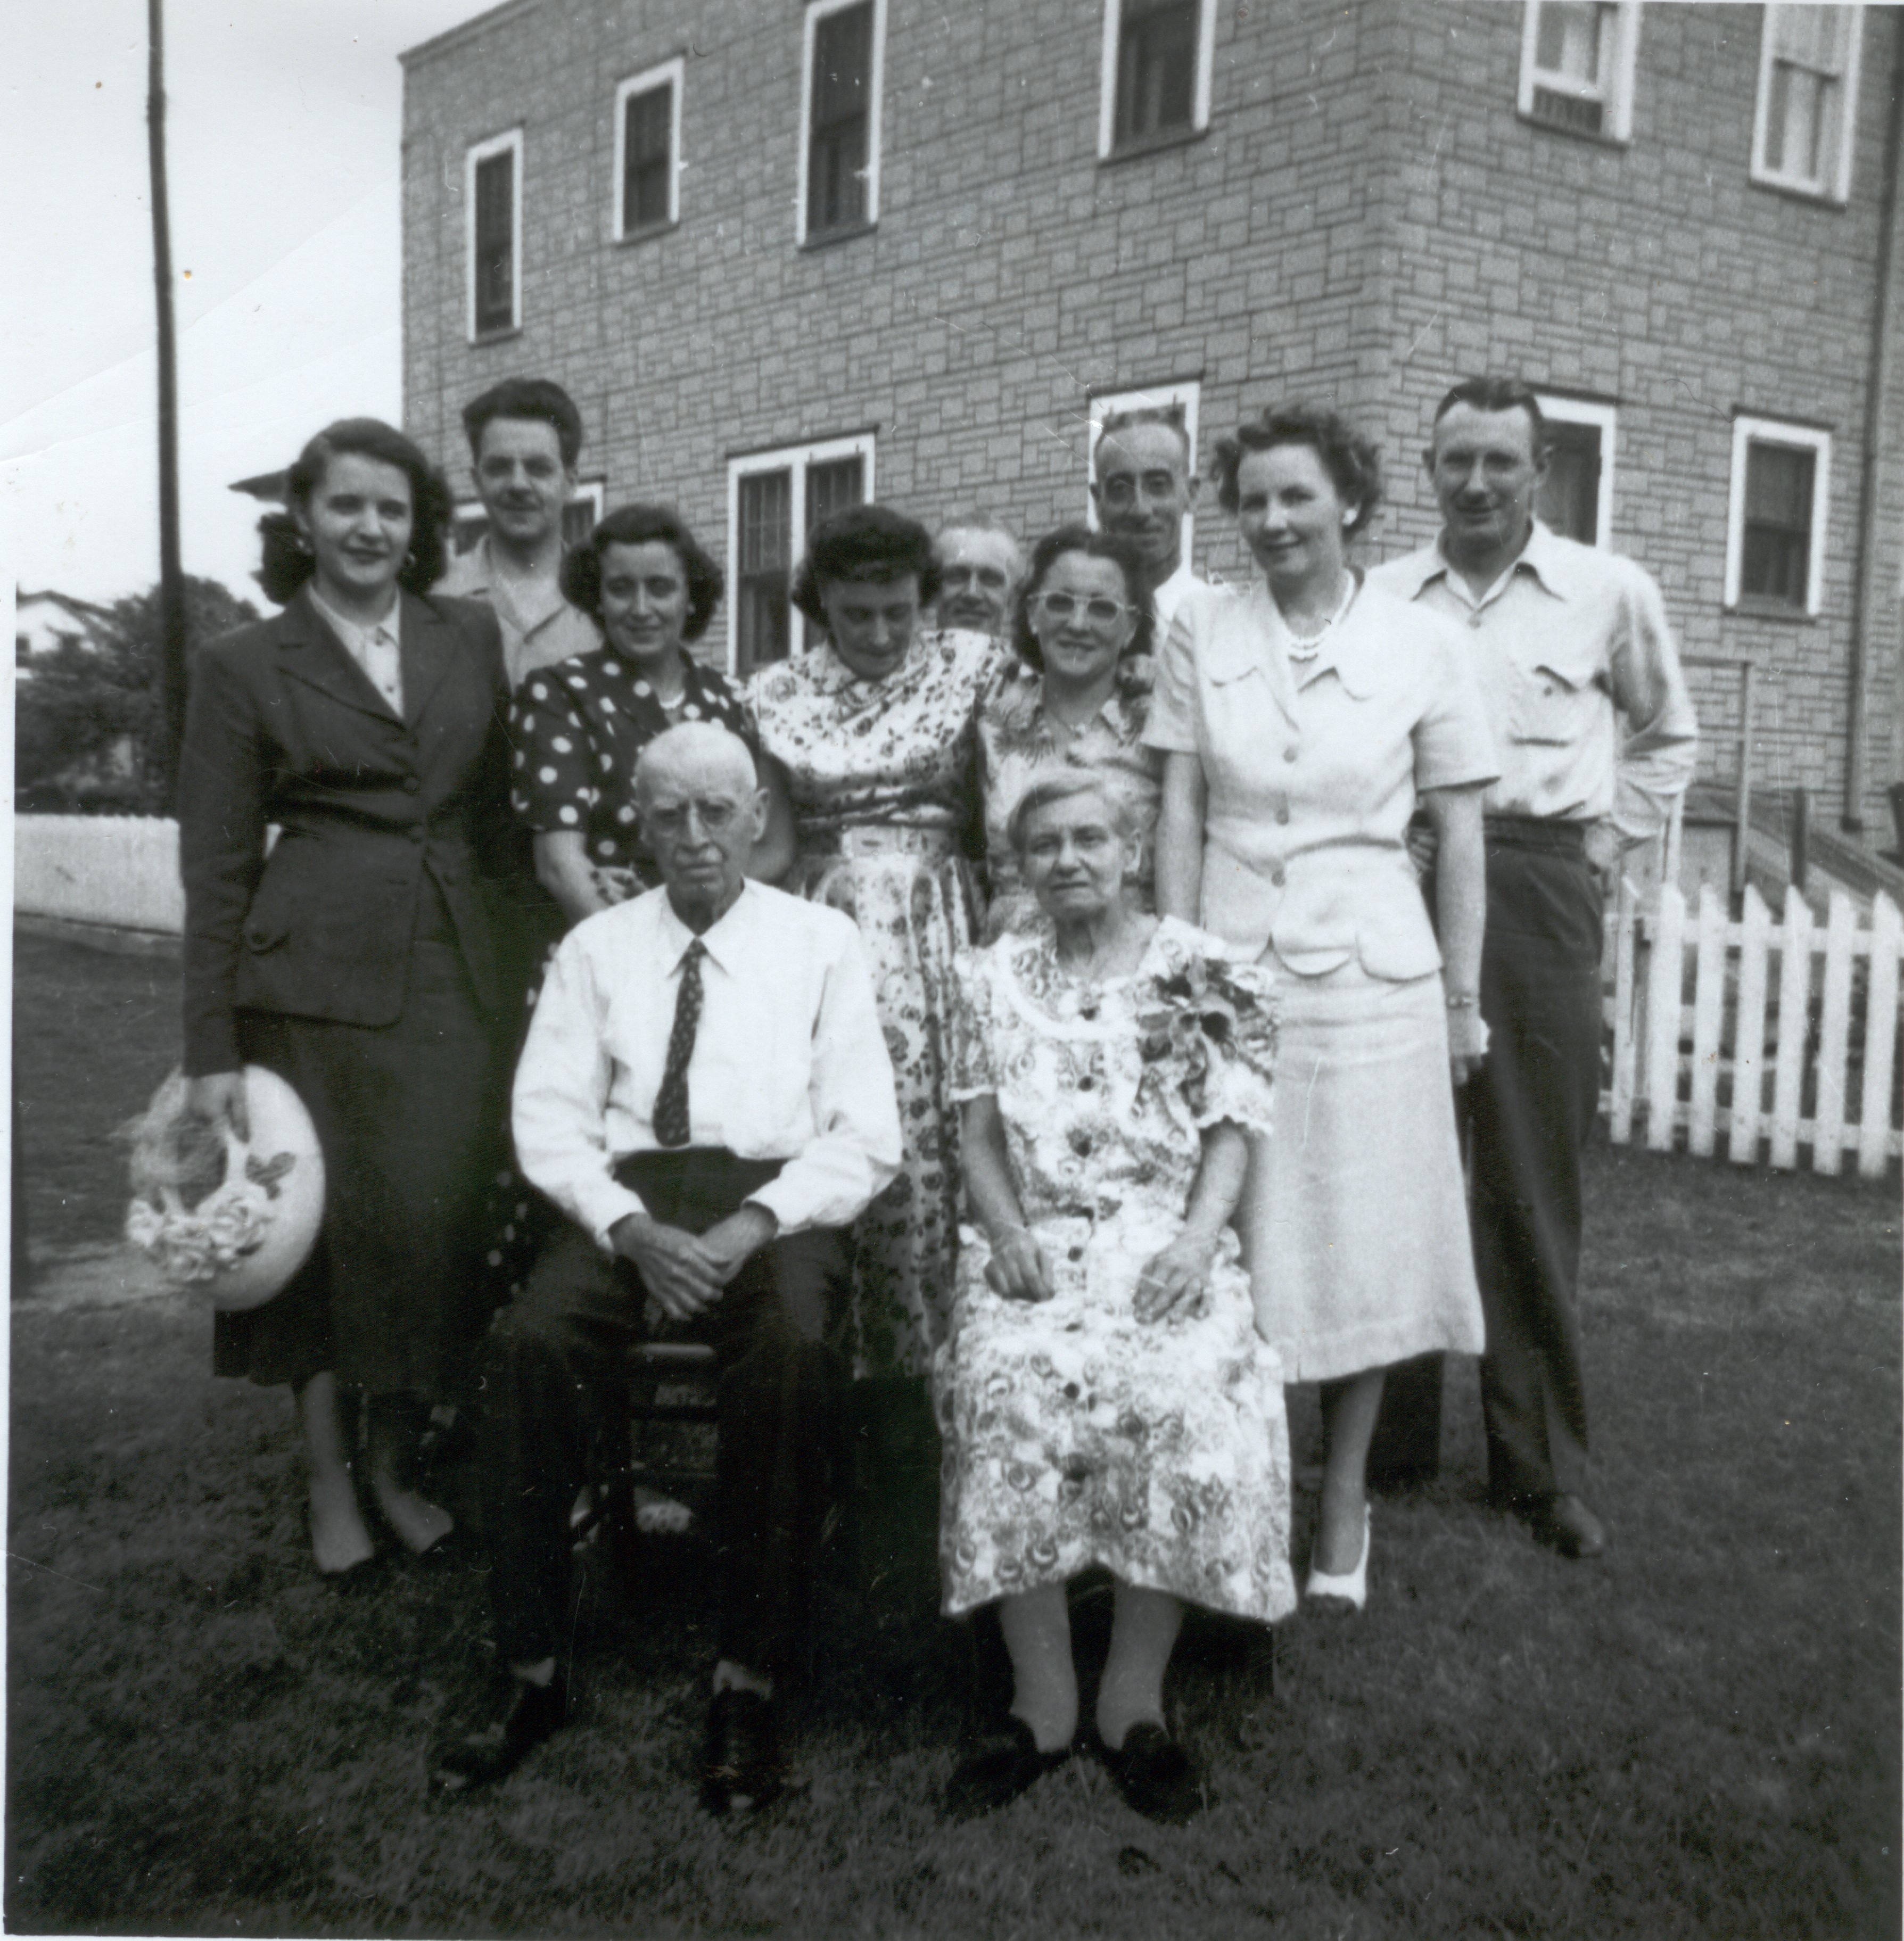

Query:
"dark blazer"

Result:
[[178, 588, 526, 1075]]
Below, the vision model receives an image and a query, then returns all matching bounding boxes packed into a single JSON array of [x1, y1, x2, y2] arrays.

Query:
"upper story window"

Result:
[[727, 434, 875, 673], [1535, 395, 1618, 547], [1517, 1, 1640, 142], [1752, 4, 1864, 203], [616, 57, 684, 239], [467, 129, 523, 340], [799, 0, 884, 245], [1099, 1, 1215, 159], [1725, 416, 1832, 617]]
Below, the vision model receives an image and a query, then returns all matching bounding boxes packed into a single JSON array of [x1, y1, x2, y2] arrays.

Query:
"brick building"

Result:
[[400, 0, 1904, 842]]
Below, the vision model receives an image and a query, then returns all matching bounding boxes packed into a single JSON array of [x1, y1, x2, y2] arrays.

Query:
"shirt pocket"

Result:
[[1509, 650, 1598, 746]]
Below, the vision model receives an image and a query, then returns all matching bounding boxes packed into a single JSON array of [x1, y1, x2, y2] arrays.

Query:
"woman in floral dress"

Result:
[[936, 769, 1293, 1824], [976, 524, 1162, 941], [748, 503, 1001, 1381]]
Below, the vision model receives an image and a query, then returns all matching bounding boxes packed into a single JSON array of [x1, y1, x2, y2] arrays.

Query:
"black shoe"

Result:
[[1100, 1721, 1202, 1824], [944, 1714, 1071, 1820], [428, 1670, 569, 1794], [1528, 1492, 1607, 1559], [702, 1687, 782, 1815]]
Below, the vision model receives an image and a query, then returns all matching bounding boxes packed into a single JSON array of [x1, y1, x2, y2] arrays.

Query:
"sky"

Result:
[[2, 0, 496, 610]]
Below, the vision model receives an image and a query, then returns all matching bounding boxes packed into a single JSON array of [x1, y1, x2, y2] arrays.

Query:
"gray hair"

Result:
[[1006, 767, 1137, 858], [632, 721, 757, 802]]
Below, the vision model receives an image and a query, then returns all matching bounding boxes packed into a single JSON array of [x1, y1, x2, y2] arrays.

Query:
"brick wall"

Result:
[[402, 0, 1904, 830]]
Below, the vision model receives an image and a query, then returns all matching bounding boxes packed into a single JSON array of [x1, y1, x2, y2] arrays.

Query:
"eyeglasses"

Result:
[[645, 798, 740, 837], [1031, 591, 1135, 628]]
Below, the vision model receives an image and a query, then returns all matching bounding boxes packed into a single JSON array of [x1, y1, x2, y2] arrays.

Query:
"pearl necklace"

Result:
[[1282, 576, 1357, 662]]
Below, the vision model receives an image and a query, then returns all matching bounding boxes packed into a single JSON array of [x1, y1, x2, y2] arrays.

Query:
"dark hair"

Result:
[[1095, 403, 1193, 470], [461, 377, 586, 468], [1430, 376, 1546, 453], [1011, 524, 1154, 674], [559, 503, 724, 642], [255, 418, 454, 605], [1210, 403, 1383, 535], [791, 503, 942, 623]]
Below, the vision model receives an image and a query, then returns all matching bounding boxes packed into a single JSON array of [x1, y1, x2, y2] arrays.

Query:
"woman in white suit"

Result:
[[1145, 403, 1497, 1609]]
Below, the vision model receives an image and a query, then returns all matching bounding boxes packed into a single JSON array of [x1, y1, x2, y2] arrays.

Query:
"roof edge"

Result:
[[400, 0, 543, 70]]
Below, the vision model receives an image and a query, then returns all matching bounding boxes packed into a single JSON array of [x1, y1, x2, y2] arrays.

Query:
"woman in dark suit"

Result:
[[179, 417, 523, 1575]]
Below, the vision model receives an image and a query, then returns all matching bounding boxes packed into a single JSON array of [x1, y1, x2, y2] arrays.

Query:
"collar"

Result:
[[1281, 575, 1379, 700], [804, 637, 925, 694], [1406, 519, 1573, 607], [654, 878, 757, 978], [306, 583, 401, 654]]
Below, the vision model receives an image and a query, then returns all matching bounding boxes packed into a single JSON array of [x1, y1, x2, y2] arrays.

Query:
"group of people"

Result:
[[176, 370, 1696, 1824]]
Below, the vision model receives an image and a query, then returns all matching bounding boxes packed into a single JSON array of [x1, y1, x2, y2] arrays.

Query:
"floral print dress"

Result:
[[748, 628, 1002, 1377], [975, 654, 1163, 943], [934, 918, 1296, 1623]]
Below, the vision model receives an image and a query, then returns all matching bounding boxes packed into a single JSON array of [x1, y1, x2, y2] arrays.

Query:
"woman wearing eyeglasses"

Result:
[[975, 525, 1161, 944]]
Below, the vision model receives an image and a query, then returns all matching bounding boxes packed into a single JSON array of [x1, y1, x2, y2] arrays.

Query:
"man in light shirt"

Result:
[[932, 514, 1023, 638], [1369, 376, 1697, 1562], [1091, 406, 1204, 635], [436, 377, 602, 690], [431, 723, 901, 1808]]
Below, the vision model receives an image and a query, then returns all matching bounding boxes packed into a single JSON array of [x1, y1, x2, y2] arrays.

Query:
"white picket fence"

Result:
[[13, 815, 184, 934], [1605, 883, 1904, 1178]]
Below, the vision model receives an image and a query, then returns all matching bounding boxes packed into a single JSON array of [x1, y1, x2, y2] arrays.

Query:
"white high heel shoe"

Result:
[[1305, 1502, 1371, 1610]]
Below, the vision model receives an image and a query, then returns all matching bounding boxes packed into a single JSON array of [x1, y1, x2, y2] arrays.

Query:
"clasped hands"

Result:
[[984, 1223, 1215, 1324], [609, 1202, 778, 1320]]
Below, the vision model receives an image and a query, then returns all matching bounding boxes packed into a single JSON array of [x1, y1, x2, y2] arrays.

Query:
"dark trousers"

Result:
[[478, 1149, 849, 1673]]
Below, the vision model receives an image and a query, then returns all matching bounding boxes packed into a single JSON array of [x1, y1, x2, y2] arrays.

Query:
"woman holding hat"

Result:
[[178, 417, 524, 1576]]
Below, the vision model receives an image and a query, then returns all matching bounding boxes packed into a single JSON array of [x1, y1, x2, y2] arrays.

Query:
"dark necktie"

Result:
[[653, 939, 706, 1149]]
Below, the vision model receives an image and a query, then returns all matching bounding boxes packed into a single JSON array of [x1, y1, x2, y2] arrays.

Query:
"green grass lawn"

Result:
[[9, 934, 1901, 1937]]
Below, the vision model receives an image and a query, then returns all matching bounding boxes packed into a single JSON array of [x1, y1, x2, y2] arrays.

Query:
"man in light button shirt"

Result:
[[1092, 405, 1206, 635], [1369, 376, 1696, 1562], [431, 722, 901, 1808]]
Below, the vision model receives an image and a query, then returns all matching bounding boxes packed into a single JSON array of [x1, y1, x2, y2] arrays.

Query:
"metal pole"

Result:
[[1733, 662, 1756, 902], [149, 0, 188, 806]]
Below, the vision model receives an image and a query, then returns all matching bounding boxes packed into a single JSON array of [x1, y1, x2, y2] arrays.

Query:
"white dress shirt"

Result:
[[1150, 558, 1205, 639], [513, 879, 902, 1249], [306, 584, 403, 716]]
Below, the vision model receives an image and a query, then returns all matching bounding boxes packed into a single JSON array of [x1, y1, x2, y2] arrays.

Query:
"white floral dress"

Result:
[[934, 918, 1296, 1624], [749, 628, 1003, 1377]]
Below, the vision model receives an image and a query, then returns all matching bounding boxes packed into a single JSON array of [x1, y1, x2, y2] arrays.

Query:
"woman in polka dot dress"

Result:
[[509, 502, 791, 924]]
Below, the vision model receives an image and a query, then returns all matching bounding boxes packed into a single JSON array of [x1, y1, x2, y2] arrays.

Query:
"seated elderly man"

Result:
[[430, 721, 901, 1810]]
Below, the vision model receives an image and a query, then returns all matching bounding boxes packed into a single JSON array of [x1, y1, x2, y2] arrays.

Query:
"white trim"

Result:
[[465, 127, 523, 341], [613, 56, 685, 239], [1098, 0, 1215, 160], [796, 0, 885, 245], [1537, 394, 1618, 549], [1751, 4, 1864, 204], [725, 432, 877, 671], [1085, 379, 1201, 570], [1516, 1, 1641, 144], [1724, 416, 1832, 616]]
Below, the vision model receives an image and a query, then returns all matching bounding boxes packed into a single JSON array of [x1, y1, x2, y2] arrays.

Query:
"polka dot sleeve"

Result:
[[507, 669, 600, 835]]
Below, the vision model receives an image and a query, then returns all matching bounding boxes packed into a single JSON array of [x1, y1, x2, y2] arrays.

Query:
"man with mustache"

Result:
[[438, 377, 602, 690]]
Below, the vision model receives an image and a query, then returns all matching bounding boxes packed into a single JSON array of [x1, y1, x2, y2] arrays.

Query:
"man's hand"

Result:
[[186, 1070, 250, 1142], [1583, 819, 1623, 891], [1133, 1232, 1216, 1324], [1446, 1007, 1489, 1087], [693, 1204, 779, 1288], [984, 1226, 1053, 1303], [609, 1212, 722, 1320]]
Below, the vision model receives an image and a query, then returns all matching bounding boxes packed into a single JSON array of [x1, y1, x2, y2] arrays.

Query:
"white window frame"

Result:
[[726, 432, 877, 671], [614, 56, 685, 239], [796, 0, 885, 245], [1724, 416, 1832, 617], [1097, 0, 1216, 160], [465, 127, 523, 341], [1536, 394, 1618, 549], [1086, 379, 1201, 572], [1516, 1, 1641, 144], [1751, 4, 1864, 204], [451, 480, 604, 558]]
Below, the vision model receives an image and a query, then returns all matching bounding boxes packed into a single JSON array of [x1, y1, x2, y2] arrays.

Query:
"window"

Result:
[[1098, 1, 1214, 159], [466, 129, 522, 340], [727, 434, 875, 673], [1535, 395, 1617, 547], [1725, 417, 1831, 616], [1085, 379, 1200, 567], [799, 0, 883, 244], [1517, 2, 1640, 142], [615, 58, 684, 239], [451, 481, 604, 559], [1752, 5, 1863, 203]]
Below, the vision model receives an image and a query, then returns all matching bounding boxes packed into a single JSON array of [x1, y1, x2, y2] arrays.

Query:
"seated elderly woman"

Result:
[[935, 767, 1295, 1824]]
